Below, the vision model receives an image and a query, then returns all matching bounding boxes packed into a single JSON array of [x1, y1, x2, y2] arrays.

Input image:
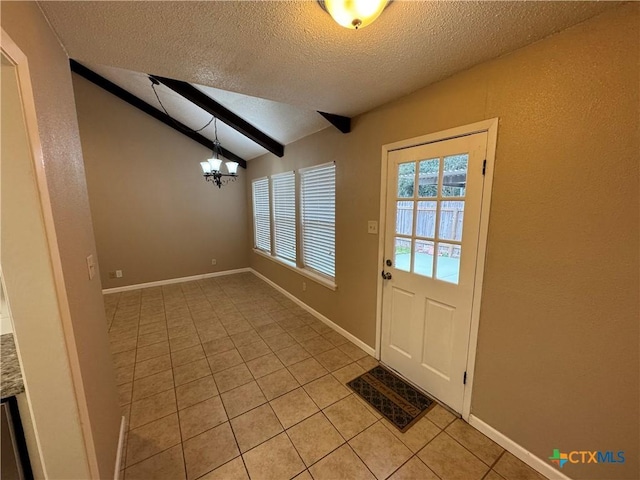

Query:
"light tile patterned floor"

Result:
[[105, 273, 546, 480]]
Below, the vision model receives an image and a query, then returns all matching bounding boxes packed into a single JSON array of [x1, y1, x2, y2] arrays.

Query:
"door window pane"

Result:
[[418, 158, 439, 198], [414, 240, 434, 278], [397, 162, 415, 198], [442, 154, 468, 197], [394, 237, 412, 272], [438, 201, 464, 241], [416, 201, 436, 238], [396, 201, 414, 235], [436, 243, 461, 284]]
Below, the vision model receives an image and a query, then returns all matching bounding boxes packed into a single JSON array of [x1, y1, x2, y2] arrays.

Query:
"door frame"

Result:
[[375, 118, 499, 421], [2, 29, 100, 477]]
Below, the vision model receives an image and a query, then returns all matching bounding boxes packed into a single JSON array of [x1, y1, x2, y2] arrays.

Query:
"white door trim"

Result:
[[375, 118, 499, 421]]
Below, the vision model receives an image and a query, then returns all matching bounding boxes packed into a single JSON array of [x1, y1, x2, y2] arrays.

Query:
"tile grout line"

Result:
[[189, 277, 247, 480], [121, 288, 173, 472], [126, 368, 355, 435], [122, 410, 180, 467], [363, 414, 442, 479], [122, 289, 143, 471], [341, 431, 380, 480], [282, 415, 333, 477], [264, 389, 306, 478], [300, 408, 352, 470], [162, 285, 188, 480], [160, 282, 188, 479], [272, 375, 375, 478], [484, 449, 507, 479], [208, 362, 359, 472], [390, 454, 442, 480], [439, 425, 502, 471], [109, 274, 385, 480]]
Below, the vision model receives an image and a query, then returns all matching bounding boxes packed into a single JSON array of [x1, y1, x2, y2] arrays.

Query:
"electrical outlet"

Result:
[[302, 281, 307, 292], [211, 259, 217, 266], [115, 270, 123, 278], [367, 221, 378, 235], [108, 271, 117, 279]]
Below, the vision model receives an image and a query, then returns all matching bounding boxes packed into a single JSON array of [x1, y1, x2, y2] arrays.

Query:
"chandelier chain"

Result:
[[150, 80, 216, 133]]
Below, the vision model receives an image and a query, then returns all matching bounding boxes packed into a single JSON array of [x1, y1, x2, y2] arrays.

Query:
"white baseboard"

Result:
[[0, 314, 13, 335], [114, 415, 126, 479], [249, 268, 376, 357], [102, 268, 252, 294], [468, 414, 571, 480]]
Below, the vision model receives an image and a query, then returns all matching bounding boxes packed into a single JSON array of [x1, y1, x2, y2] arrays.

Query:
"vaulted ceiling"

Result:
[[40, 1, 618, 159], [74, 61, 328, 160]]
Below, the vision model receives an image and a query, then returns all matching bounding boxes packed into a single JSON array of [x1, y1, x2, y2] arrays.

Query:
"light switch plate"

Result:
[[367, 221, 378, 235], [86, 255, 96, 280]]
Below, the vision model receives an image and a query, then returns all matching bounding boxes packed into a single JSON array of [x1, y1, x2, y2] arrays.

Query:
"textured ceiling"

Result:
[[41, 1, 618, 117], [80, 62, 328, 160]]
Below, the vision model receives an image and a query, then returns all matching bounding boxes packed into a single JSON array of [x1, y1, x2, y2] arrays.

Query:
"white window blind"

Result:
[[252, 178, 271, 253], [272, 171, 296, 263], [300, 163, 336, 278]]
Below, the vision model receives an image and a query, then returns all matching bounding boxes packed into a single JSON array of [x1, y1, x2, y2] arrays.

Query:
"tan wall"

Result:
[[1, 2, 121, 478], [248, 5, 639, 479], [72, 74, 250, 290], [2, 53, 87, 479]]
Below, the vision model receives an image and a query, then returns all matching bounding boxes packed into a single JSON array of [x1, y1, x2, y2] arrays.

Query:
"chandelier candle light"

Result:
[[200, 118, 239, 188]]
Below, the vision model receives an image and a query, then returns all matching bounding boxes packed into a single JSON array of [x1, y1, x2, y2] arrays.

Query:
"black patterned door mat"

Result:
[[348, 365, 436, 432]]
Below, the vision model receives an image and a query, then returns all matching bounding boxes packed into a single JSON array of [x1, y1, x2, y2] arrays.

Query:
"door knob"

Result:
[[381, 271, 392, 280]]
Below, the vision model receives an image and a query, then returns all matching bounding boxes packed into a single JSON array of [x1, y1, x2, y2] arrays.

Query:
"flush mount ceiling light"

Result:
[[319, 0, 389, 30], [199, 118, 239, 188]]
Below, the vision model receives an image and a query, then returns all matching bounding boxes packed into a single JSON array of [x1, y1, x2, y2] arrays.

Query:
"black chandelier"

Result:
[[199, 117, 239, 188]]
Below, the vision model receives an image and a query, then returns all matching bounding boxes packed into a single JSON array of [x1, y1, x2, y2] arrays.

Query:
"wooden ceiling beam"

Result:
[[69, 60, 247, 168], [151, 75, 285, 158], [318, 111, 351, 134]]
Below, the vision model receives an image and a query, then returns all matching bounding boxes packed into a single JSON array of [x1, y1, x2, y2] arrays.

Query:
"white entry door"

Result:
[[381, 132, 488, 413]]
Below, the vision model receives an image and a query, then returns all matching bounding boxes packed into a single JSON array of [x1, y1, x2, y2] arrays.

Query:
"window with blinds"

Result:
[[252, 178, 271, 253], [272, 171, 296, 263], [300, 163, 336, 278]]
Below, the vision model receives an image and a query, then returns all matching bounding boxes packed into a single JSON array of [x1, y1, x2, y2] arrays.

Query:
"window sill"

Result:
[[252, 249, 337, 291]]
